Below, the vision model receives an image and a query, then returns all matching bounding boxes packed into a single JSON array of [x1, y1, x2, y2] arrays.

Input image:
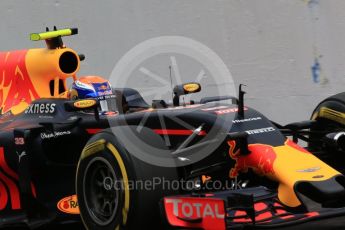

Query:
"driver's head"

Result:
[[70, 76, 117, 112], [69, 76, 112, 100]]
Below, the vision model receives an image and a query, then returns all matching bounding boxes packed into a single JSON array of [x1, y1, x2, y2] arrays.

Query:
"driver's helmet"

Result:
[[70, 76, 117, 112]]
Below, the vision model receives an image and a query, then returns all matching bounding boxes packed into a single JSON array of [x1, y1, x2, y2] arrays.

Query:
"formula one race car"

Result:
[[1, 28, 345, 230]]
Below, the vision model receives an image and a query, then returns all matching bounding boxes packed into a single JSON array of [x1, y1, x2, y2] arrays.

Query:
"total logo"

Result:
[[57, 195, 79, 215], [164, 197, 225, 229], [25, 103, 56, 114], [165, 198, 224, 219]]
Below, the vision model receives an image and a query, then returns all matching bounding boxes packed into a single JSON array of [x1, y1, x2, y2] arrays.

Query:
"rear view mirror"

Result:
[[173, 82, 201, 106]]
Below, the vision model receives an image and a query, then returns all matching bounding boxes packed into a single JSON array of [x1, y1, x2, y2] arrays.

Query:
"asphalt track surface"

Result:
[[5, 209, 345, 230], [9, 216, 345, 230], [9, 223, 85, 230]]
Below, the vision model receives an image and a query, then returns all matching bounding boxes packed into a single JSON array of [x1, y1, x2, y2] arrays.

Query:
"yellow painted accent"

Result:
[[271, 141, 341, 207], [73, 99, 97, 109], [107, 143, 130, 226], [30, 28, 74, 41], [317, 107, 345, 125], [183, 83, 200, 93], [81, 139, 106, 159], [10, 101, 29, 115]]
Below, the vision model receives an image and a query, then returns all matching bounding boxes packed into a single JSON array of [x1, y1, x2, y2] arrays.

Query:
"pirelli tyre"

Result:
[[76, 128, 179, 229], [309, 92, 345, 171]]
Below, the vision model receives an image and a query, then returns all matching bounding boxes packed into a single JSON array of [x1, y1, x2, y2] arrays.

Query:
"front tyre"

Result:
[[309, 92, 345, 172], [76, 130, 178, 229]]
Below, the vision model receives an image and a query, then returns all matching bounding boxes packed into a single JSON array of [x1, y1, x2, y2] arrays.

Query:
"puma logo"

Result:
[[16, 151, 26, 163]]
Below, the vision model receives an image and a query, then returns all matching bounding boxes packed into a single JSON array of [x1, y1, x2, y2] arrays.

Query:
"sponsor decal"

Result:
[[16, 151, 26, 163], [25, 103, 56, 114], [214, 107, 248, 115], [233, 117, 262, 123], [41, 130, 71, 139], [165, 198, 223, 218], [183, 83, 200, 92], [97, 90, 112, 96], [245, 127, 275, 135], [74, 99, 96, 109], [57, 195, 80, 214], [164, 197, 225, 230], [98, 85, 108, 90], [296, 166, 321, 173], [228, 140, 277, 178], [97, 94, 116, 101]]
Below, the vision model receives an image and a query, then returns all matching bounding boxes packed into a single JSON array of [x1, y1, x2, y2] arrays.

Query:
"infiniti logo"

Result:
[[296, 166, 321, 173]]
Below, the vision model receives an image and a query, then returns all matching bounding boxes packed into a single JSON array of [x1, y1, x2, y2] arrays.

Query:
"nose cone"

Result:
[[271, 139, 345, 208]]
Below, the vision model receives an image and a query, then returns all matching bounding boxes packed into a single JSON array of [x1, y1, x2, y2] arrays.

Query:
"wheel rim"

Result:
[[83, 157, 120, 226]]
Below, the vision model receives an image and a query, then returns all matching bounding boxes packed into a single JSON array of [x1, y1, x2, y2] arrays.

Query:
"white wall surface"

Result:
[[1, 0, 345, 124]]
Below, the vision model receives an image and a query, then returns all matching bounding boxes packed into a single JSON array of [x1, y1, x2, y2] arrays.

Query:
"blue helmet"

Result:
[[70, 76, 117, 112], [70, 76, 112, 100]]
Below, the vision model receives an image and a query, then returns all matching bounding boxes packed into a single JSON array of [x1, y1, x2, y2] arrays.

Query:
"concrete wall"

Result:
[[1, 0, 345, 124]]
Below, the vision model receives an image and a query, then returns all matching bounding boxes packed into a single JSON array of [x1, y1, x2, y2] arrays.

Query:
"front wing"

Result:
[[161, 186, 345, 229]]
